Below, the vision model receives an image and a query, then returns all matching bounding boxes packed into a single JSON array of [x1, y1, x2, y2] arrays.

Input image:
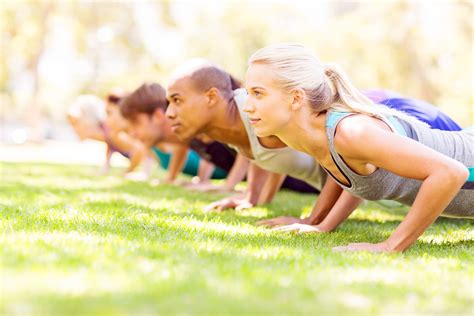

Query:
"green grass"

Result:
[[1, 162, 473, 316]]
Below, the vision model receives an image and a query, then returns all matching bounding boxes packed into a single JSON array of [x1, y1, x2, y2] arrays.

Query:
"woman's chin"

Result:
[[254, 127, 273, 138]]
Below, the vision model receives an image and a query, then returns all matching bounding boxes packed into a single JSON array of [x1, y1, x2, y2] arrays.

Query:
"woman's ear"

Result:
[[290, 88, 305, 111]]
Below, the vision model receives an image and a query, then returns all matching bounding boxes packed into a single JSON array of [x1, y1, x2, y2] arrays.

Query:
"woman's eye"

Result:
[[254, 91, 261, 97]]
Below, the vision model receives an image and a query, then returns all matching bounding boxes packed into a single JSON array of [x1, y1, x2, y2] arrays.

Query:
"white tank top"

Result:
[[233, 88, 326, 190]]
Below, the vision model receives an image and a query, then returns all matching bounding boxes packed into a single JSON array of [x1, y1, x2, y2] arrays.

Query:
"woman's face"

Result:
[[244, 63, 292, 137], [68, 116, 90, 140], [105, 104, 128, 133]]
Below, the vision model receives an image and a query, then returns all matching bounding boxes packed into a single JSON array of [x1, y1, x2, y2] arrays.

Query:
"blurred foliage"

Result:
[[1, 0, 472, 127]]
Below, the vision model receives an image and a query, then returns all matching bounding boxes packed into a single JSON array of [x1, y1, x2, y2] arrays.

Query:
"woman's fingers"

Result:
[[271, 223, 301, 232], [270, 223, 321, 234], [332, 242, 389, 253]]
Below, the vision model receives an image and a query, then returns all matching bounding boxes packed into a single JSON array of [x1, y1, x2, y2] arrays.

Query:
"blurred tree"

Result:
[[0, 0, 472, 134], [1, 1, 55, 140]]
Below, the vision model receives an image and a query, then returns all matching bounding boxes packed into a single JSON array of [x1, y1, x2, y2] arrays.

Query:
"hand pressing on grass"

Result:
[[203, 195, 254, 212], [270, 223, 324, 234], [332, 242, 391, 253], [256, 216, 312, 228]]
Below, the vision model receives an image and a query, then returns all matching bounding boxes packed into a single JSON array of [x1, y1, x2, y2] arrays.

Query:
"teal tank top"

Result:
[[151, 147, 227, 179]]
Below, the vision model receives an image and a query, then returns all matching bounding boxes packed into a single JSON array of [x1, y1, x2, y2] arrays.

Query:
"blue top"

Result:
[[379, 98, 462, 131], [363, 90, 461, 131]]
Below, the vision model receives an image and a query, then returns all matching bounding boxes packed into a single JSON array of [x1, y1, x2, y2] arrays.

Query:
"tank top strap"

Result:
[[324, 111, 358, 188], [324, 110, 408, 188], [384, 115, 407, 137], [326, 110, 407, 137]]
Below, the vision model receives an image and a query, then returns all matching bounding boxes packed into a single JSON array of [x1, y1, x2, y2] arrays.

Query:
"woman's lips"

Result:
[[249, 118, 261, 125]]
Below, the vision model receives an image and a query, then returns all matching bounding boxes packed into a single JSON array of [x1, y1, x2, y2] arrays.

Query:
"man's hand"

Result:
[[204, 197, 254, 212]]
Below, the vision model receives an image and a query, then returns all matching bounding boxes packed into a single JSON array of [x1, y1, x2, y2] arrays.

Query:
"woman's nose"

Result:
[[243, 101, 254, 113]]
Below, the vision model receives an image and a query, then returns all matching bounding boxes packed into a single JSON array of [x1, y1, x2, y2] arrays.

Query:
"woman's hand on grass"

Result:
[[270, 223, 322, 234], [256, 216, 311, 228], [332, 241, 392, 253]]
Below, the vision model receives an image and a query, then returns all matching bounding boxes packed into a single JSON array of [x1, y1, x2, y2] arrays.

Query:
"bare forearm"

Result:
[[223, 154, 249, 190], [127, 147, 146, 173], [386, 170, 468, 251], [103, 146, 113, 172], [197, 159, 215, 182], [245, 163, 270, 205], [258, 173, 286, 204], [142, 152, 155, 176], [317, 191, 363, 232], [166, 146, 188, 181], [308, 177, 344, 224]]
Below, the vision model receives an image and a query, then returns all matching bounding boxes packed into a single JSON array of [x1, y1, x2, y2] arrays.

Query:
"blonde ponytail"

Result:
[[249, 43, 426, 126]]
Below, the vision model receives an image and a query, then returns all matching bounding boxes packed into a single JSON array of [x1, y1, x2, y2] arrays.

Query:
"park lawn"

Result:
[[0, 162, 473, 316]]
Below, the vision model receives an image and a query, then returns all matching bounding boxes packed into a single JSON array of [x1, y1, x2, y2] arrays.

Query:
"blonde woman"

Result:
[[244, 43, 473, 252]]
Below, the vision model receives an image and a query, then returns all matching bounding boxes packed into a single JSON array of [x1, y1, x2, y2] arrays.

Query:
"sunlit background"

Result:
[[1, 0, 473, 163], [1, 3, 473, 314]]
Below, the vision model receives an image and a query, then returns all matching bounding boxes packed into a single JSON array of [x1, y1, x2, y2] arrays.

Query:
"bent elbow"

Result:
[[452, 164, 469, 184], [442, 163, 469, 187]]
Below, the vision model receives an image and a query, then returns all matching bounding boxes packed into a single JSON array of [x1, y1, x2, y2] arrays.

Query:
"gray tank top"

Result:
[[233, 89, 326, 190], [325, 110, 474, 218]]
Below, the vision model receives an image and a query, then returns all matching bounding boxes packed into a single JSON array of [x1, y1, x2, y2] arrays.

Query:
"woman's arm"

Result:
[[257, 177, 342, 227], [315, 191, 363, 231], [101, 145, 113, 175], [110, 131, 147, 173], [333, 116, 468, 252], [258, 176, 362, 230], [307, 176, 345, 224], [257, 176, 343, 227]]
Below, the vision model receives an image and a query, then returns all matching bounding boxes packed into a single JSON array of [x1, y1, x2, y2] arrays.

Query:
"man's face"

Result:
[[166, 78, 212, 142], [127, 112, 164, 147]]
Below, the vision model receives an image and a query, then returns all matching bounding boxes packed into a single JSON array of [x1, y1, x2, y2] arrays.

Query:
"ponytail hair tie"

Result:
[[324, 65, 337, 98]]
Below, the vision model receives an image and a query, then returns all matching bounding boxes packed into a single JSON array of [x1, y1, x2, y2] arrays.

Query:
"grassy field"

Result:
[[1, 162, 473, 315]]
